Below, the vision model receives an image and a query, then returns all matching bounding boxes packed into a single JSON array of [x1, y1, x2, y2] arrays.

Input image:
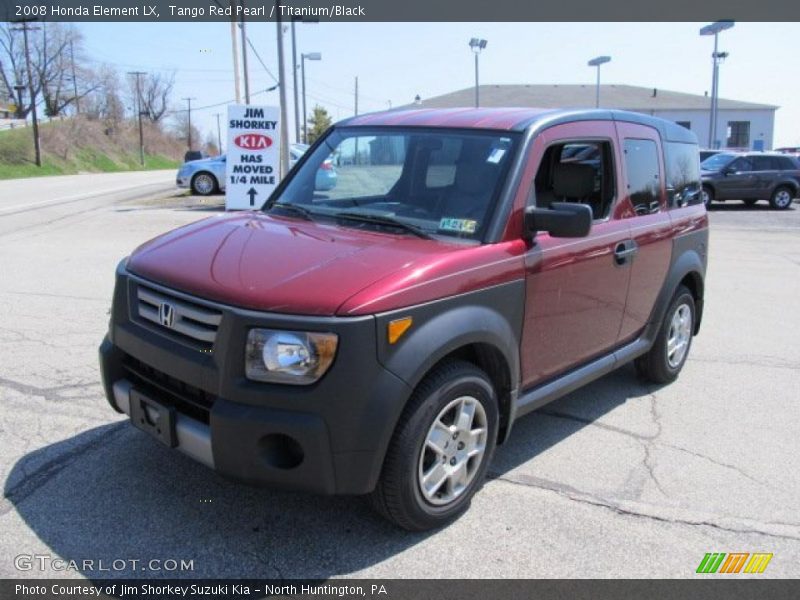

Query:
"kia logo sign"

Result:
[[233, 133, 273, 150]]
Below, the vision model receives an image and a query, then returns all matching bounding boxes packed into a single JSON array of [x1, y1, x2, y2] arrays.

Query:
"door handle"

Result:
[[614, 240, 638, 265]]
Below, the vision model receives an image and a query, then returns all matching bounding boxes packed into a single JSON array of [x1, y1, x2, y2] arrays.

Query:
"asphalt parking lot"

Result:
[[0, 177, 798, 579]]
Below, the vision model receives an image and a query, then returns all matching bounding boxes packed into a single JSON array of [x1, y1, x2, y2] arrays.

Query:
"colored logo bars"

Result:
[[696, 552, 773, 574]]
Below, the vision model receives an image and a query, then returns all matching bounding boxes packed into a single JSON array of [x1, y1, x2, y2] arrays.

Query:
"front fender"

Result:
[[375, 281, 524, 394]]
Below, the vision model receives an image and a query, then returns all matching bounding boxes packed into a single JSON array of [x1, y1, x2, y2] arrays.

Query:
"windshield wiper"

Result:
[[269, 202, 314, 220], [336, 211, 434, 240]]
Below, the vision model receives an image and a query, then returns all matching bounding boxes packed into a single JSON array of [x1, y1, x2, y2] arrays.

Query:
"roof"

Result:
[[406, 84, 778, 112], [341, 107, 554, 131], [338, 107, 697, 144]]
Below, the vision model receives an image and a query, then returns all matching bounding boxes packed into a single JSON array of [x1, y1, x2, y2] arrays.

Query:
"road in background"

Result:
[[0, 185, 798, 578]]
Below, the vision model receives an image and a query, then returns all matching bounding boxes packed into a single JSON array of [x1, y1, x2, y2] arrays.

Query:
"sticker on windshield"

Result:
[[439, 218, 478, 234], [486, 147, 506, 164]]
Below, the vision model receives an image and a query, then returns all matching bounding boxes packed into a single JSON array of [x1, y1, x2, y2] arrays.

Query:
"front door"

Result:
[[717, 155, 756, 199], [519, 121, 631, 389]]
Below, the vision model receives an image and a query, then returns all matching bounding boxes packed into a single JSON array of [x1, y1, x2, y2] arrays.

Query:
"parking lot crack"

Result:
[[489, 472, 800, 542], [0, 376, 97, 403]]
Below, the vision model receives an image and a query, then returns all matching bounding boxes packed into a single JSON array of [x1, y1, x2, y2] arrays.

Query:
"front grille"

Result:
[[135, 283, 222, 349], [122, 354, 214, 424]]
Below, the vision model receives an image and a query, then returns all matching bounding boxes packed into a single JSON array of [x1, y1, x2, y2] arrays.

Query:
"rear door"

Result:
[[750, 155, 779, 199], [614, 122, 674, 343]]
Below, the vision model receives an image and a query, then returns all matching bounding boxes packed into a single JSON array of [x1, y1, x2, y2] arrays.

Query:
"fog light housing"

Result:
[[245, 329, 338, 385]]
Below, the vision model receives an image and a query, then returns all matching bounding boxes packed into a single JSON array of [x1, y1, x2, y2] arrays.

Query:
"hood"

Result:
[[126, 212, 458, 315]]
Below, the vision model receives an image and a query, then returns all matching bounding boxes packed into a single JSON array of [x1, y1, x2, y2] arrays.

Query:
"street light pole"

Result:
[[700, 21, 734, 149], [468, 38, 487, 108], [128, 71, 146, 166], [276, 9, 290, 178], [213, 112, 223, 153], [13, 19, 41, 167], [290, 20, 300, 144], [239, 0, 250, 104], [587, 56, 611, 108], [300, 52, 321, 144]]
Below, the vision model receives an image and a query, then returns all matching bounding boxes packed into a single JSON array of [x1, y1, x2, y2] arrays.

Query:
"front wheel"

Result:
[[369, 360, 498, 531], [635, 286, 695, 384], [191, 172, 218, 196], [769, 186, 794, 210], [701, 186, 714, 208]]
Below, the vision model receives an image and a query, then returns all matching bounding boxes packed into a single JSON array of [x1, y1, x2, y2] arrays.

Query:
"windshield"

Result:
[[269, 128, 519, 242], [701, 153, 735, 171]]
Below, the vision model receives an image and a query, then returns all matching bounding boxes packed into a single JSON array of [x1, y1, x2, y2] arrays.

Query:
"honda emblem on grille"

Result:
[[159, 302, 176, 328]]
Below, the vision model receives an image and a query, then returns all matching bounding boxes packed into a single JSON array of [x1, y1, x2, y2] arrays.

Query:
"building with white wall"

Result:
[[411, 84, 777, 150]]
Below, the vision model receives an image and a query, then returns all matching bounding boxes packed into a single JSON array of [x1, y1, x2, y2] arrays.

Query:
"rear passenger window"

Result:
[[751, 156, 775, 171], [778, 157, 797, 170], [532, 140, 616, 220], [623, 139, 661, 215], [664, 142, 701, 207]]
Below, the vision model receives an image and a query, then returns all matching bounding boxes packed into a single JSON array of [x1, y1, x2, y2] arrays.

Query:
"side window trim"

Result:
[[529, 136, 618, 223]]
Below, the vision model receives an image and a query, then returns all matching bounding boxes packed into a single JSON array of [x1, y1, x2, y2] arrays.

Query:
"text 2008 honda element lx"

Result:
[[100, 108, 707, 530]]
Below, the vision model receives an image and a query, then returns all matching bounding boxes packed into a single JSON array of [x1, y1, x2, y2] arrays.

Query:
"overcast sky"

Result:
[[79, 21, 800, 147]]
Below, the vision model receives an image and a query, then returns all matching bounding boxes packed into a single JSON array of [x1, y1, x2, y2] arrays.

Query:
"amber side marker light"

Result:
[[387, 317, 413, 344]]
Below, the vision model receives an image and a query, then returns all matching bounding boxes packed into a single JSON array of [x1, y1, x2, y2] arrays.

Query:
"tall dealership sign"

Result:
[[225, 105, 281, 210]]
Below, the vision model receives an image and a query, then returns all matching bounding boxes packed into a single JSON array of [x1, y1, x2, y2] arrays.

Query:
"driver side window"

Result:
[[533, 140, 616, 220], [729, 157, 754, 173]]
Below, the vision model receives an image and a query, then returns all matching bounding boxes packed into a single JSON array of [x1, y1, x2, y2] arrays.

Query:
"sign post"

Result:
[[225, 104, 281, 210]]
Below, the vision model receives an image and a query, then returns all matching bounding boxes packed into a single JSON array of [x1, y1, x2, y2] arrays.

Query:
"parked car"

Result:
[[699, 149, 722, 162], [176, 145, 337, 196], [183, 150, 208, 163], [775, 146, 800, 156], [700, 152, 800, 209], [101, 108, 707, 530]]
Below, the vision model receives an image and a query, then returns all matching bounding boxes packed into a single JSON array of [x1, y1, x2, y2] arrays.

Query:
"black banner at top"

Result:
[[1, 0, 799, 22]]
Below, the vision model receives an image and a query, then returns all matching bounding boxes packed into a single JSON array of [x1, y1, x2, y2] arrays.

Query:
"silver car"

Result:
[[176, 144, 336, 196]]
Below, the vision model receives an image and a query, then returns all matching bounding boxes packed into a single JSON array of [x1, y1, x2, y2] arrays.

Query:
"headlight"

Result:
[[245, 329, 338, 385]]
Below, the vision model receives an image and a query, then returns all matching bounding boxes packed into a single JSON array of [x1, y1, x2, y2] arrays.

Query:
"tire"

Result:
[[769, 186, 794, 210], [191, 172, 218, 196], [743, 199, 758, 207], [701, 185, 714, 208], [635, 285, 695, 384], [368, 360, 499, 531]]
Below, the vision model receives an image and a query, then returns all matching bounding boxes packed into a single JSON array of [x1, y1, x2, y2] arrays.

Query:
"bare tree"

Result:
[[83, 64, 125, 128], [0, 24, 29, 118], [171, 109, 201, 150], [130, 72, 174, 123], [1, 22, 98, 118]]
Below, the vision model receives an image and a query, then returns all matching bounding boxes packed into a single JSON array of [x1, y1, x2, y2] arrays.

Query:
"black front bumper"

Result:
[[99, 265, 412, 495]]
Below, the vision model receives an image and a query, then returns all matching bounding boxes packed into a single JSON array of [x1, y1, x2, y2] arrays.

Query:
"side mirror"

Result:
[[525, 202, 593, 239]]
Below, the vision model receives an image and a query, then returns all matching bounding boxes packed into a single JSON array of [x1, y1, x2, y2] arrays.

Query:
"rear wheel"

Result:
[[701, 186, 714, 208], [769, 186, 794, 210], [369, 360, 498, 531], [635, 285, 695, 384], [191, 172, 218, 196]]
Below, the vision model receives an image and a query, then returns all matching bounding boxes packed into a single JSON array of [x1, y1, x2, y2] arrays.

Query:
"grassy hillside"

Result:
[[0, 117, 183, 180]]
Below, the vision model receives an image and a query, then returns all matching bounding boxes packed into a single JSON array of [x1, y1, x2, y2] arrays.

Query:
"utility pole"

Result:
[[69, 38, 80, 114], [128, 71, 146, 166], [213, 112, 223, 153], [354, 76, 358, 116], [13, 19, 41, 167], [290, 19, 300, 144], [239, 0, 250, 104], [229, 2, 241, 103], [276, 10, 290, 178], [183, 97, 196, 150]]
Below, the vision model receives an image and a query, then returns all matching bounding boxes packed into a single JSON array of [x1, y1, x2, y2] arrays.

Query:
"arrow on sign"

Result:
[[247, 187, 258, 207]]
